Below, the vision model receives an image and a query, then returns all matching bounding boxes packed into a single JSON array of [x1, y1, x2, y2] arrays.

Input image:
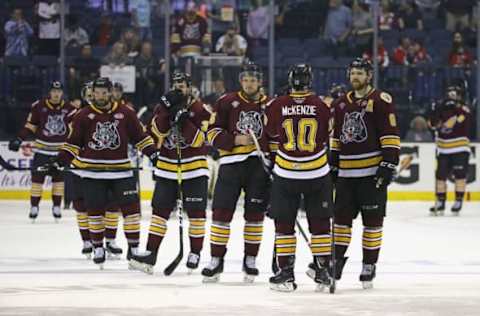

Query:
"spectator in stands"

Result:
[[68, 44, 100, 98], [65, 15, 90, 49], [324, 0, 352, 57], [204, 77, 226, 106], [134, 41, 164, 106], [208, 0, 239, 43], [215, 24, 247, 57], [350, 0, 373, 56], [448, 31, 473, 67], [393, 36, 430, 65], [405, 115, 433, 141], [246, 0, 271, 48], [130, 0, 152, 41], [171, 1, 211, 59], [444, 0, 474, 32], [95, 14, 119, 47], [103, 41, 132, 67], [4, 8, 34, 57], [37, 0, 60, 56], [379, 0, 396, 30], [362, 37, 390, 69], [397, 0, 424, 30], [120, 28, 141, 58]]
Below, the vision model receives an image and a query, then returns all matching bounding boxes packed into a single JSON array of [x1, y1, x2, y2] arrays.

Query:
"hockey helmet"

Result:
[[288, 63, 313, 91]]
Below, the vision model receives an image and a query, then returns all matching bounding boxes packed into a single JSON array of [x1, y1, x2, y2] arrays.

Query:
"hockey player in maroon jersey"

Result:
[[202, 62, 270, 283], [47, 77, 159, 268], [130, 72, 213, 274], [265, 64, 333, 292], [8, 81, 77, 222], [428, 85, 471, 215], [330, 58, 400, 289]]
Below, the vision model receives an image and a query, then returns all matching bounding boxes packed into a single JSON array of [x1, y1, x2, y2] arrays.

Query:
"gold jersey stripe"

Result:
[[339, 155, 382, 169]]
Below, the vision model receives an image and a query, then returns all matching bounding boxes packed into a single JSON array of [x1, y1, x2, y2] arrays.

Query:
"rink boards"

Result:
[[0, 142, 478, 201]]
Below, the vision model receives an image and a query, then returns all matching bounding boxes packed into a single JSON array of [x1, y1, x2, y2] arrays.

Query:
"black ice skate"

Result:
[[269, 267, 297, 292], [201, 257, 224, 283], [429, 200, 445, 216], [52, 206, 62, 222], [106, 240, 123, 259], [126, 245, 139, 261], [359, 263, 376, 289], [82, 241, 93, 259], [451, 200, 463, 215], [313, 257, 333, 292], [186, 252, 200, 272], [93, 247, 106, 269], [242, 255, 259, 283], [29, 206, 39, 223], [306, 261, 316, 279], [129, 250, 157, 274]]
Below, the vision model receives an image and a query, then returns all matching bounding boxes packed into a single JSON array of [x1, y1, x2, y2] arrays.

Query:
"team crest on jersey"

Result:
[[43, 114, 67, 137], [163, 130, 190, 150], [237, 111, 263, 137], [88, 120, 121, 151], [340, 111, 368, 144]]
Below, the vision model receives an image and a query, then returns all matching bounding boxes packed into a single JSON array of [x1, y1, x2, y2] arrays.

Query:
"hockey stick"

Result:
[[163, 126, 185, 276], [247, 129, 310, 274]]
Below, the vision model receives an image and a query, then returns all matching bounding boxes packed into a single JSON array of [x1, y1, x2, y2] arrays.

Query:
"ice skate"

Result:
[[429, 200, 445, 216], [129, 250, 157, 274], [269, 267, 297, 292], [106, 240, 123, 259], [359, 263, 376, 289], [313, 257, 332, 292], [93, 247, 106, 270], [186, 252, 200, 273], [242, 255, 259, 283], [52, 206, 61, 222], [451, 200, 463, 215], [201, 257, 224, 283], [29, 206, 39, 223], [82, 241, 93, 259]]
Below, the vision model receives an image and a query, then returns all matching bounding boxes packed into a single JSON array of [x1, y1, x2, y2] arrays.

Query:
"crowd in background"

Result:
[[0, 0, 478, 139]]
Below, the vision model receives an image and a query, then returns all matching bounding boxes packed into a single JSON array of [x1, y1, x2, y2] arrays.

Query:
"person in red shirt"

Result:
[[448, 32, 473, 67], [362, 37, 390, 69]]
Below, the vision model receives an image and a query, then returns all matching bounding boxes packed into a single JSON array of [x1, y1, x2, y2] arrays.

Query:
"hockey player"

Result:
[[130, 72, 213, 274], [428, 85, 471, 215], [265, 64, 333, 292], [50, 77, 158, 268], [203, 62, 270, 282], [8, 81, 76, 222], [330, 58, 400, 289]]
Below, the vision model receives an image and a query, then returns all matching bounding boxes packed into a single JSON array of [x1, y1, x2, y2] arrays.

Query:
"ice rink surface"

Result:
[[1, 200, 480, 316]]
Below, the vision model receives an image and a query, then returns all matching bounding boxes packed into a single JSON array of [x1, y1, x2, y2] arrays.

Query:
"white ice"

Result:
[[1, 200, 480, 316]]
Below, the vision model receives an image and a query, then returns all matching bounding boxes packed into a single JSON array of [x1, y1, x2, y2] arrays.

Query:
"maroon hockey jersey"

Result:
[[207, 91, 270, 165], [59, 101, 155, 179], [18, 99, 77, 156], [171, 13, 210, 57], [265, 92, 331, 179], [149, 100, 213, 180], [429, 102, 471, 154], [330, 88, 400, 178]]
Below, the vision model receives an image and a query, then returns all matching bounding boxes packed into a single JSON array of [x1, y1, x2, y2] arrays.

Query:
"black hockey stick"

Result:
[[0, 155, 143, 172], [163, 126, 184, 276], [247, 129, 310, 274]]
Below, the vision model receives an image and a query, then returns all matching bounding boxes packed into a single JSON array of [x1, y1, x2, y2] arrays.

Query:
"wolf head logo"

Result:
[[236, 111, 263, 137], [43, 114, 66, 137], [88, 120, 121, 151], [340, 111, 368, 144]]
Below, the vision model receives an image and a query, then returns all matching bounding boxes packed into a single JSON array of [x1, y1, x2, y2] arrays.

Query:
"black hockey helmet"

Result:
[[92, 77, 113, 90], [239, 61, 263, 82], [329, 82, 347, 99], [172, 71, 192, 87], [49, 80, 63, 91], [113, 82, 124, 92], [288, 63, 313, 91], [347, 57, 373, 78]]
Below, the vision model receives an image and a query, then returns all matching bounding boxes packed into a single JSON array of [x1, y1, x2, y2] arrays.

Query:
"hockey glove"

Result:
[[40, 156, 64, 173], [8, 137, 22, 152], [149, 151, 161, 167], [375, 161, 396, 189]]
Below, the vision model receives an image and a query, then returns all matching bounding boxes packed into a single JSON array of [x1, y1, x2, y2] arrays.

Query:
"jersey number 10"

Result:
[[282, 118, 318, 153]]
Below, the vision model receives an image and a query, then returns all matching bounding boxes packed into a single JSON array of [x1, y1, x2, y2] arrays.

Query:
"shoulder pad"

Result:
[[380, 92, 392, 104]]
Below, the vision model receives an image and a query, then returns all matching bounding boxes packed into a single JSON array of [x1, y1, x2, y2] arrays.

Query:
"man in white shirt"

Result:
[[37, 0, 60, 55], [215, 25, 247, 57]]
